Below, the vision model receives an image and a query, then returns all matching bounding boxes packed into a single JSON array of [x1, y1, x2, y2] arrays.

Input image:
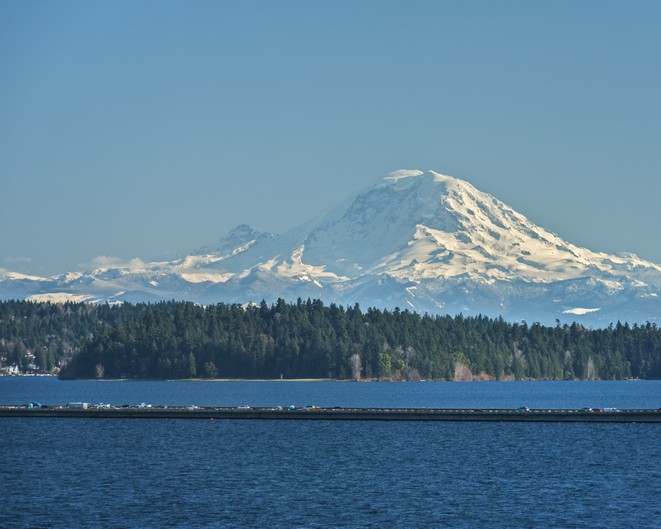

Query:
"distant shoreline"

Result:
[[5, 375, 650, 382]]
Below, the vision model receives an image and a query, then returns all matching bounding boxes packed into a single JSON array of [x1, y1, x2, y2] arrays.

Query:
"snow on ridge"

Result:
[[385, 169, 456, 184], [586, 278, 624, 293], [425, 170, 661, 278], [385, 169, 424, 181], [229, 239, 258, 258], [563, 307, 601, 315], [378, 217, 594, 284], [27, 292, 95, 303], [59, 272, 85, 282], [193, 224, 275, 259], [268, 245, 350, 283], [88, 257, 152, 275], [353, 170, 629, 285], [429, 170, 455, 184], [0, 269, 49, 282], [174, 254, 225, 270], [179, 272, 234, 284]]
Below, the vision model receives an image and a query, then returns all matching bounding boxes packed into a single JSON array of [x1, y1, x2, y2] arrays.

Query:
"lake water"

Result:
[[1, 378, 660, 528], [3, 377, 661, 409]]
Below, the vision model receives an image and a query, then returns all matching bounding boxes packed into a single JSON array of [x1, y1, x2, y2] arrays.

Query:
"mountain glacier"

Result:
[[2, 170, 660, 326]]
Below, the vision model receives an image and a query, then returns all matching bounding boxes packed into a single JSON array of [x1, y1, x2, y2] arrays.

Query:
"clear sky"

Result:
[[1, 0, 660, 276]]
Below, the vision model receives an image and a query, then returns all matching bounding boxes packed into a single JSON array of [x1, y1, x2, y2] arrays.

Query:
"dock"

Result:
[[1, 405, 660, 422]]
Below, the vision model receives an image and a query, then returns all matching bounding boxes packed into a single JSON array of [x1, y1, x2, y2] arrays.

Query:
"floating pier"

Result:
[[1, 405, 660, 422]]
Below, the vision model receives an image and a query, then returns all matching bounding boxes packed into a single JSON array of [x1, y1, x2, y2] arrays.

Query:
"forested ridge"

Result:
[[1, 299, 659, 380]]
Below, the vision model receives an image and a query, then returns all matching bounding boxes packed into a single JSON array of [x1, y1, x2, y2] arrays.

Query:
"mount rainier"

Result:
[[2, 170, 660, 326]]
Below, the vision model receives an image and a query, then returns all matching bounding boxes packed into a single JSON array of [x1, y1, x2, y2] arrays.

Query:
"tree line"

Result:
[[1, 299, 657, 380]]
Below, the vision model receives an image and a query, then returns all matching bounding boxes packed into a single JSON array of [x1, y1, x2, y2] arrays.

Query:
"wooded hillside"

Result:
[[3, 299, 648, 381]]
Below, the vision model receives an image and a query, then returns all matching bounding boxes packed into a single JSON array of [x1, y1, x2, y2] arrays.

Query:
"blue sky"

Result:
[[1, 0, 660, 276]]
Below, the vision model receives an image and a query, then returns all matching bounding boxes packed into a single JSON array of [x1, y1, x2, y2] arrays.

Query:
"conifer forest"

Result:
[[1, 299, 659, 381]]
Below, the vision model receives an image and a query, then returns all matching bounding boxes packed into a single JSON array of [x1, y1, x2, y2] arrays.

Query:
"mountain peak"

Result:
[[2, 168, 659, 326], [223, 223, 259, 240], [193, 224, 276, 258]]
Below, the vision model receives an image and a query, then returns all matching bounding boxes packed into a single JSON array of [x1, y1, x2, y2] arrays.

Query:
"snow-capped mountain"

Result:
[[2, 170, 660, 326]]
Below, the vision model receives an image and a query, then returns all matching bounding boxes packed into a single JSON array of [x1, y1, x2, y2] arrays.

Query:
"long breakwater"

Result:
[[2, 405, 660, 422]]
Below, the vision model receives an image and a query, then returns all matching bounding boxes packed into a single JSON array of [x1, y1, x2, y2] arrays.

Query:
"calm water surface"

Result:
[[2, 377, 660, 409], [1, 378, 659, 528]]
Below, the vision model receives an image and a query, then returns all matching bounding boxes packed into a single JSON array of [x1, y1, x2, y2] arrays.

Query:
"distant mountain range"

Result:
[[2, 170, 660, 326]]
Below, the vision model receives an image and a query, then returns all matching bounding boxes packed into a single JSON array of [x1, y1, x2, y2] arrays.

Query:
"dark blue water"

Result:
[[1, 378, 660, 528], [2, 377, 660, 409]]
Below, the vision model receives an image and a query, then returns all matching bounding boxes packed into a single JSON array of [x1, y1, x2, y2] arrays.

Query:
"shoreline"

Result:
[[2, 375, 654, 382]]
